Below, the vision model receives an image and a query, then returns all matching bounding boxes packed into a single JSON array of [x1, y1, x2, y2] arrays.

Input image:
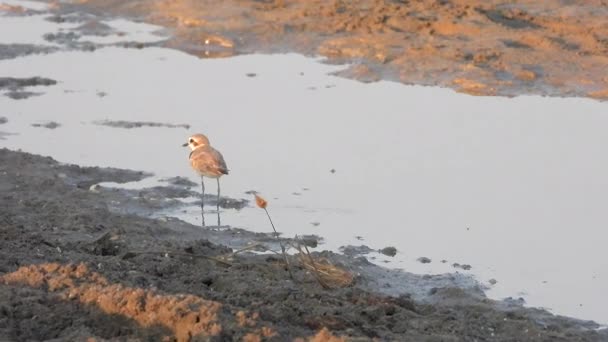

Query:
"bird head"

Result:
[[182, 133, 210, 150]]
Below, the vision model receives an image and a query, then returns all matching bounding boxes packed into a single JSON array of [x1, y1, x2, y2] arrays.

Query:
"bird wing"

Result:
[[211, 147, 229, 174], [190, 146, 229, 176]]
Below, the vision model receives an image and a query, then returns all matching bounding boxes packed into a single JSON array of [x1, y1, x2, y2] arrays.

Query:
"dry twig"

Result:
[[255, 194, 294, 279]]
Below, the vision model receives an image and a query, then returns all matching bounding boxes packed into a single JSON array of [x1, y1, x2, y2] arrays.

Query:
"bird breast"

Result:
[[189, 146, 228, 178]]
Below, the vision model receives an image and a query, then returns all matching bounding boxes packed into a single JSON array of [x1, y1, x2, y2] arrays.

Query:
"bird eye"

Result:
[[189, 138, 193, 143]]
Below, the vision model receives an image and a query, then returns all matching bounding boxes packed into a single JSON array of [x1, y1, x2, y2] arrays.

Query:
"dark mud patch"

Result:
[[192, 196, 249, 210], [476, 8, 540, 29], [55, 164, 150, 189], [43, 31, 81, 44], [549, 36, 581, 51], [501, 39, 532, 49], [4, 90, 42, 100], [92, 182, 247, 217], [339, 245, 374, 257], [0, 43, 58, 60], [297, 234, 323, 248], [46, 12, 95, 24], [339, 245, 398, 258], [0, 77, 57, 99], [379, 246, 397, 257], [417, 257, 432, 264], [453, 263, 473, 271], [41, 31, 98, 52], [73, 20, 116, 36], [160, 175, 197, 187], [93, 119, 190, 129], [1, 148, 607, 341], [92, 184, 193, 216], [31, 121, 61, 129], [0, 76, 57, 89]]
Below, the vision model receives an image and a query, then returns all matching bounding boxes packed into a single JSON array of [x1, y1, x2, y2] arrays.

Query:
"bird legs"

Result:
[[200, 176, 205, 227], [201, 177, 222, 228], [217, 178, 221, 227]]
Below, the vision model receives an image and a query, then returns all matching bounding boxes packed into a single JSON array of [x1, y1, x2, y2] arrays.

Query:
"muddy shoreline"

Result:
[[1, 1, 608, 340], [50, 0, 608, 100], [1, 149, 607, 340]]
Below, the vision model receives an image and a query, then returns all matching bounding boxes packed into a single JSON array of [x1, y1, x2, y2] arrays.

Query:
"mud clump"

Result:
[[453, 263, 473, 271], [0, 44, 58, 60], [339, 245, 374, 257], [93, 119, 190, 129], [417, 257, 431, 264], [476, 8, 540, 29], [379, 246, 397, 257], [160, 176, 197, 187], [32, 121, 61, 129], [43, 32, 80, 44], [0, 77, 57, 89], [298, 235, 322, 248], [0, 77, 57, 100], [74, 20, 116, 36], [1, 148, 607, 341], [67, 0, 608, 99], [5, 91, 42, 100]]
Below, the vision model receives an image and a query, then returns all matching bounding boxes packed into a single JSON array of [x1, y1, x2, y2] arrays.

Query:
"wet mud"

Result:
[[93, 119, 191, 129], [2, 1, 608, 340], [340, 245, 398, 258], [0, 76, 57, 100], [0, 76, 56, 88], [0, 44, 58, 60], [1, 148, 606, 341], [417, 257, 432, 264], [31, 121, 60, 129], [55, 0, 608, 100]]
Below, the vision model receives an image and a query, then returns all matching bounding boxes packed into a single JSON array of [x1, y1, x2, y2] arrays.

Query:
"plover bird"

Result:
[[183, 133, 228, 227]]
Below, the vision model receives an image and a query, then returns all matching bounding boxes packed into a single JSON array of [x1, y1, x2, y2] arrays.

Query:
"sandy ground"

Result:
[[1, 149, 607, 341], [53, 0, 608, 100]]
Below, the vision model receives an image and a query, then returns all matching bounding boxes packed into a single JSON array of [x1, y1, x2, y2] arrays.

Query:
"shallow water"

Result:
[[1, 4, 607, 324]]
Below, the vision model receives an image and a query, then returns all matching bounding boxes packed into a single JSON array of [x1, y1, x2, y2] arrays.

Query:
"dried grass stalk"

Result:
[[293, 241, 354, 289], [255, 194, 294, 279]]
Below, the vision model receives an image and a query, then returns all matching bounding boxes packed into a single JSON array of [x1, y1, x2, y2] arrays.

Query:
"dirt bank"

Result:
[[53, 0, 608, 100], [1, 148, 607, 341]]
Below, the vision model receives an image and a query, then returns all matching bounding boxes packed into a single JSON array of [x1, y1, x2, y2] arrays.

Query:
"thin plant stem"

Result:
[[264, 207, 294, 279]]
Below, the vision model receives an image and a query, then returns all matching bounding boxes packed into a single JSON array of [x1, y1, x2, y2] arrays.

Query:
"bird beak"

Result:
[[182, 142, 188, 147]]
